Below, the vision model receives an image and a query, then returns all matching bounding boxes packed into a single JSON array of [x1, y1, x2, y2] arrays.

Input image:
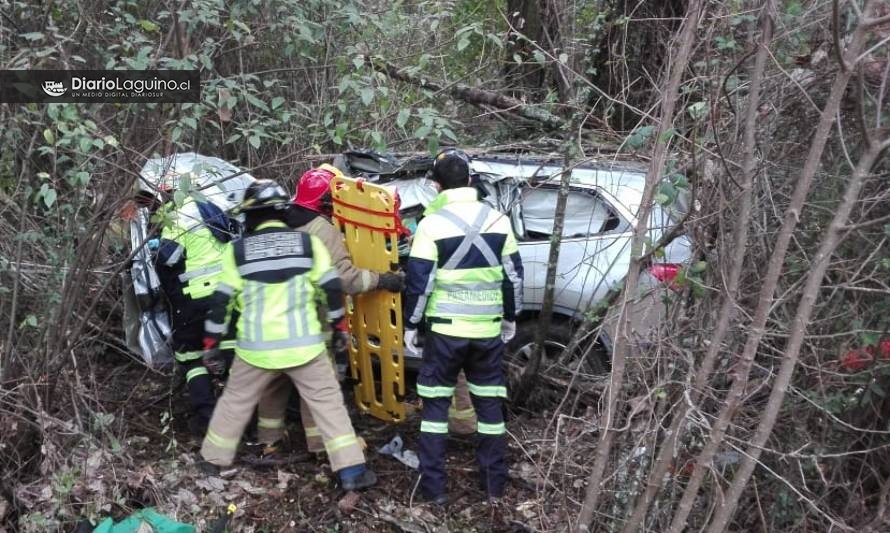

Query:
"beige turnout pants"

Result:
[[259, 369, 478, 442], [201, 353, 365, 472], [257, 375, 325, 453]]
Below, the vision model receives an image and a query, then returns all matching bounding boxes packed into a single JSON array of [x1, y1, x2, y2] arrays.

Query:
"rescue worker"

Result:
[[198, 180, 376, 491], [404, 148, 524, 504], [154, 194, 236, 436], [253, 164, 405, 455]]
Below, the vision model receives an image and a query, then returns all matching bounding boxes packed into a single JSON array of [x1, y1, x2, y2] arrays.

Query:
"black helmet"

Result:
[[239, 179, 289, 212], [431, 148, 470, 189]]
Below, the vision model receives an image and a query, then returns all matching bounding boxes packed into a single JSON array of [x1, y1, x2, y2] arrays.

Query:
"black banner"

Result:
[[0, 70, 200, 103]]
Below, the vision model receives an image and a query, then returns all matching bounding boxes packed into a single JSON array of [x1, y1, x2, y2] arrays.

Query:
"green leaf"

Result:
[[173, 190, 186, 206], [690, 261, 707, 274], [861, 331, 881, 347], [657, 181, 677, 205], [396, 108, 410, 129], [558, 53, 569, 64], [414, 125, 431, 139], [42, 187, 57, 208], [786, 0, 803, 16], [532, 50, 546, 63], [79, 136, 93, 152], [360, 88, 374, 106], [352, 56, 364, 69], [627, 125, 654, 149], [103, 135, 119, 147], [20, 314, 38, 328], [244, 93, 269, 112], [427, 136, 439, 155], [457, 37, 470, 51], [271, 96, 285, 110], [513, 53, 522, 64], [182, 117, 197, 129], [21, 32, 45, 41], [671, 174, 689, 189], [687, 101, 708, 120], [138, 20, 159, 32], [659, 128, 676, 143], [43, 128, 55, 145], [248, 135, 261, 149], [655, 192, 670, 206]]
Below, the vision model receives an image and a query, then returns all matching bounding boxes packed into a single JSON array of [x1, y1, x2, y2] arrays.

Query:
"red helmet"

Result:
[[292, 164, 343, 214]]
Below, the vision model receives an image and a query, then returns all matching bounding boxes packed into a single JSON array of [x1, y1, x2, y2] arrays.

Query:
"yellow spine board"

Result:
[[330, 176, 406, 423]]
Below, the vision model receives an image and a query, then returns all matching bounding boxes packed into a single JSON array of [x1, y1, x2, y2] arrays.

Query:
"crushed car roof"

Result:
[[340, 150, 653, 219]]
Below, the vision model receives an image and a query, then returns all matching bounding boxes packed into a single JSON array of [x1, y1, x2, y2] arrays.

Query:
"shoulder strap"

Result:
[[434, 205, 500, 269]]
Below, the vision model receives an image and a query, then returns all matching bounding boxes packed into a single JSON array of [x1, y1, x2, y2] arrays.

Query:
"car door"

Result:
[[516, 185, 633, 317]]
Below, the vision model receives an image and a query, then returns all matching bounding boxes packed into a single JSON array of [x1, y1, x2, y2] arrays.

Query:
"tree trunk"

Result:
[[516, 148, 574, 399], [619, 3, 775, 530], [666, 3, 877, 531], [703, 99, 890, 533], [504, 0, 546, 96], [574, 0, 705, 529]]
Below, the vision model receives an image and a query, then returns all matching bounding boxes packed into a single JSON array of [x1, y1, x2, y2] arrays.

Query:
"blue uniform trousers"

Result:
[[417, 331, 508, 499]]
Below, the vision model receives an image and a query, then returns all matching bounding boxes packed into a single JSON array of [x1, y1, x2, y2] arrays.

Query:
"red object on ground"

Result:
[[840, 349, 873, 371]]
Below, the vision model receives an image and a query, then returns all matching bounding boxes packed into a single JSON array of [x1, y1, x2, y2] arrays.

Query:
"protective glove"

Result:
[[404, 329, 421, 358], [500, 320, 516, 343], [377, 272, 406, 292], [202, 347, 226, 375]]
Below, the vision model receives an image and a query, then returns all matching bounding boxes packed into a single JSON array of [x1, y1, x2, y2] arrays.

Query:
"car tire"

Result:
[[505, 318, 610, 392]]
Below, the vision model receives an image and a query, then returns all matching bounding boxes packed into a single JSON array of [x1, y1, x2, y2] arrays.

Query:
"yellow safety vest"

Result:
[[208, 221, 342, 369], [407, 188, 522, 338]]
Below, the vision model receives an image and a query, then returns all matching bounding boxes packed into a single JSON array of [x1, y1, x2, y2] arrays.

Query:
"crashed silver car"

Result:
[[122, 153, 255, 366], [338, 151, 691, 373], [124, 150, 689, 376]]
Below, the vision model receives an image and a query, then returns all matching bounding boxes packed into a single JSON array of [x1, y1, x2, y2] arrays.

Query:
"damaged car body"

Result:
[[338, 150, 692, 374], [124, 150, 690, 378]]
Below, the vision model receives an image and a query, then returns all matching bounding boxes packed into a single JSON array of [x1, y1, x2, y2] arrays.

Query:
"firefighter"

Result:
[[250, 164, 406, 456], [404, 148, 524, 504], [154, 194, 236, 436], [198, 180, 376, 491], [286, 164, 405, 295]]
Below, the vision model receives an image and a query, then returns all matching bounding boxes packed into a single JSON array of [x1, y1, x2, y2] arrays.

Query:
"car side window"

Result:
[[519, 186, 628, 241]]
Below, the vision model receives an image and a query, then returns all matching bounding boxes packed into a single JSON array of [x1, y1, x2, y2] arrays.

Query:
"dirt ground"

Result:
[[10, 355, 591, 532]]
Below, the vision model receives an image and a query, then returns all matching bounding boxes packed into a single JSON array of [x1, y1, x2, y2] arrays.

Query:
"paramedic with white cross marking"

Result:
[[404, 148, 524, 504]]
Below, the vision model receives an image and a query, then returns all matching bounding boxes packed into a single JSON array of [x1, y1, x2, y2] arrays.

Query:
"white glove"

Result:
[[404, 329, 421, 357], [500, 320, 516, 343]]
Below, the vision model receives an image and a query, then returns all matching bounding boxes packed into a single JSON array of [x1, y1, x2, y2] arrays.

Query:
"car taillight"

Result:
[[649, 263, 681, 284]]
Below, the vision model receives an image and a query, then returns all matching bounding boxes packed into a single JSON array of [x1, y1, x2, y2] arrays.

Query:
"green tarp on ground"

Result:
[[92, 508, 195, 533]]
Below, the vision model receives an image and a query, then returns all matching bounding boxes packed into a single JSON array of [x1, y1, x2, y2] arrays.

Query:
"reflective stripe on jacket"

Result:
[[203, 220, 345, 369], [157, 198, 227, 300], [405, 187, 524, 338]]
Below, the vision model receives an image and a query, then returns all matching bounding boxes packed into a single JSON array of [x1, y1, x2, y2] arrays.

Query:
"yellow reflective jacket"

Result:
[[204, 221, 344, 369], [405, 187, 524, 338]]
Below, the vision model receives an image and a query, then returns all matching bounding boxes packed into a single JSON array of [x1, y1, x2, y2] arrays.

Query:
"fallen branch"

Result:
[[368, 57, 567, 130]]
